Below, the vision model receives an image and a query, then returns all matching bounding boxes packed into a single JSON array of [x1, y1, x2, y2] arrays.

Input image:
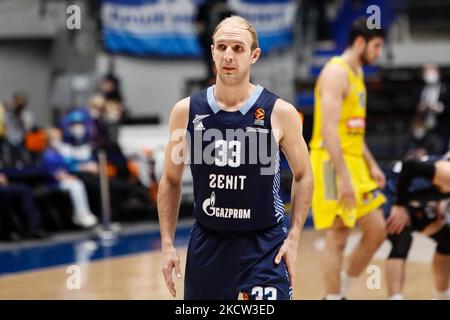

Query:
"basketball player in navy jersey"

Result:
[[384, 152, 450, 300], [157, 16, 314, 300]]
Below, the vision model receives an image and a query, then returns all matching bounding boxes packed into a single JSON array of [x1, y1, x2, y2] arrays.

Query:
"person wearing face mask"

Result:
[[70, 123, 86, 141], [5, 91, 36, 147], [88, 95, 130, 180], [54, 110, 103, 218], [59, 109, 145, 221], [417, 65, 450, 153], [404, 114, 443, 159], [41, 128, 98, 228], [88, 94, 123, 147]]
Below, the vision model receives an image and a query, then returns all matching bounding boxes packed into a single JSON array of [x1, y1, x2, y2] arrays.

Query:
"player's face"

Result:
[[361, 37, 384, 65], [212, 24, 260, 85]]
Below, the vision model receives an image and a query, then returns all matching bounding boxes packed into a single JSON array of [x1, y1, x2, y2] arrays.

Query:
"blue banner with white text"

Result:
[[101, 0, 297, 57]]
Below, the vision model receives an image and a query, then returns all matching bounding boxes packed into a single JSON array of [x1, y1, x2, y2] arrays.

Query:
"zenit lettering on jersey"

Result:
[[187, 85, 285, 231], [209, 174, 247, 190]]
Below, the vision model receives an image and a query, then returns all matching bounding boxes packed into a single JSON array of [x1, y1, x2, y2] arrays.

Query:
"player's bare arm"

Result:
[[434, 160, 450, 193], [157, 97, 189, 297], [388, 159, 450, 234], [272, 98, 314, 288], [319, 63, 357, 211]]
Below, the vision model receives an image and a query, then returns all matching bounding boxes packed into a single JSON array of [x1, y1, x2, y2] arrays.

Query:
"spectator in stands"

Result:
[[59, 109, 143, 220], [417, 64, 450, 152], [88, 73, 125, 145], [0, 173, 22, 241], [5, 91, 35, 146], [99, 73, 123, 106], [41, 128, 98, 228], [0, 139, 47, 238], [89, 94, 122, 146], [88, 95, 130, 179], [404, 114, 442, 159]]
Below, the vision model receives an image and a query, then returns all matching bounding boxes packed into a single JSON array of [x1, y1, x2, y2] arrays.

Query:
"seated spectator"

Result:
[[0, 134, 95, 237], [99, 73, 123, 106], [58, 109, 145, 221], [89, 94, 123, 147], [88, 95, 130, 179], [417, 64, 450, 152], [5, 91, 35, 147], [0, 173, 22, 241], [0, 172, 46, 239], [404, 114, 443, 159], [41, 128, 98, 228]]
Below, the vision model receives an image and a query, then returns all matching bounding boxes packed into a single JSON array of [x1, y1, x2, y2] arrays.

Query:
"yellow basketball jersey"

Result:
[[309, 56, 367, 156]]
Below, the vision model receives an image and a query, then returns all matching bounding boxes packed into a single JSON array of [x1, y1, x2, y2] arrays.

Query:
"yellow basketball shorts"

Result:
[[310, 149, 386, 230]]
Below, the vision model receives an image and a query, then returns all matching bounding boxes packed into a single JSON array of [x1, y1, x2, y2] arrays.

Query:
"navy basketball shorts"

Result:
[[184, 221, 292, 300]]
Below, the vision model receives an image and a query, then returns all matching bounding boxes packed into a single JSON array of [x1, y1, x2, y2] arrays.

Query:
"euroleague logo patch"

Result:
[[254, 108, 265, 126], [255, 108, 265, 120]]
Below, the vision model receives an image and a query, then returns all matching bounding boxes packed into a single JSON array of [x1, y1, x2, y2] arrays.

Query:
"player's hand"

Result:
[[274, 233, 299, 288], [79, 162, 99, 174], [370, 165, 386, 189], [386, 205, 411, 234], [338, 174, 357, 212], [421, 216, 446, 236], [161, 245, 182, 298], [422, 200, 449, 236]]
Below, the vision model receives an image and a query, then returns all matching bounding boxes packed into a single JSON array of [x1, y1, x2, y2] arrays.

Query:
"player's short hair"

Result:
[[213, 15, 259, 51], [348, 17, 385, 47]]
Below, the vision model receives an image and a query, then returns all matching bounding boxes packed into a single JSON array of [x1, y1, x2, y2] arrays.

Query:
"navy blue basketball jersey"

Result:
[[187, 85, 285, 231], [388, 155, 450, 199], [383, 155, 450, 230]]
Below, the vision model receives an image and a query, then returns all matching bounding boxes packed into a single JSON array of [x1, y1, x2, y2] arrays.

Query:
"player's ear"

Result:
[[355, 36, 366, 50], [211, 44, 215, 60], [251, 48, 261, 64]]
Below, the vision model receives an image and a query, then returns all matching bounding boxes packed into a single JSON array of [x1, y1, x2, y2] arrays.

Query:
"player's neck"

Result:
[[214, 80, 256, 111], [341, 49, 362, 73]]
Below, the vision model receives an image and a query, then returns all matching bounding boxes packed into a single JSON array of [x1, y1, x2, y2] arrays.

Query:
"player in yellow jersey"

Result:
[[310, 18, 387, 299]]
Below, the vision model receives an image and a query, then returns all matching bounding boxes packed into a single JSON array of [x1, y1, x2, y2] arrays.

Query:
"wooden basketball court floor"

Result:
[[0, 221, 438, 300]]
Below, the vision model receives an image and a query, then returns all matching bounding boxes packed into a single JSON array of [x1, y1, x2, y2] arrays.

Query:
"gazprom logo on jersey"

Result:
[[202, 192, 251, 219], [170, 128, 279, 176]]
